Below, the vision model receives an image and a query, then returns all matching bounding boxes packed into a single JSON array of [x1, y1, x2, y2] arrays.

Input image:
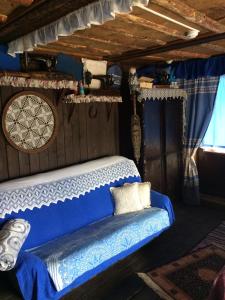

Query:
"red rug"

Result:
[[139, 221, 225, 300]]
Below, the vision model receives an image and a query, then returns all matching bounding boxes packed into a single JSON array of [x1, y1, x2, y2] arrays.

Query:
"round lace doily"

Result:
[[2, 91, 58, 153]]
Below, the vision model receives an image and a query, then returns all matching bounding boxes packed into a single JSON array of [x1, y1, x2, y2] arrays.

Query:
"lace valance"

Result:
[[138, 88, 187, 102], [0, 75, 77, 90], [64, 94, 122, 103], [8, 0, 149, 56]]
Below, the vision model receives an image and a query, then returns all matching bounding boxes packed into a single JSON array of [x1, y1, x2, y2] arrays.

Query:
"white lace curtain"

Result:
[[8, 0, 149, 56]]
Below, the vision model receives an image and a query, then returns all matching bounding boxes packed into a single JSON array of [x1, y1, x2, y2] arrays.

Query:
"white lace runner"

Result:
[[0, 75, 77, 90], [138, 88, 187, 102], [64, 94, 122, 103], [0, 156, 140, 219]]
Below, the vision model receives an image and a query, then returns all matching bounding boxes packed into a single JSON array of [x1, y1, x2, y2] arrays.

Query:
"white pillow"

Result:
[[124, 182, 151, 208], [137, 182, 151, 208], [0, 219, 30, 271], [110, 184, 143, 215]]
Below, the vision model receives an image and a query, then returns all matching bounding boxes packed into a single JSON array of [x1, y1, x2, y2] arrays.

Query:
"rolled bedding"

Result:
[[0, 219, 30, 271]]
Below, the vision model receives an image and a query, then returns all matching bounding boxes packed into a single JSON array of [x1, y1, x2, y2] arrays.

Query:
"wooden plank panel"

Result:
[[86, 103, 102, 160], [143, 101, 163, 191], [47, 92, 58, 170], [0, 86, 119, 181], [152, 0, 225, 33], [29, 153, 40, 174], [104, 103, 119, 155], [114, 104, 120, 154], [63, 104, 75, 165], [0, 87, 9, 181], [198, 148, 225, 198], [2, 86, 20, 179], [78, 104, 88, 162], [47, 139, 58, 170], [70, 104, 81, 164], [39, 148, 49, 172], [56, 98, 66, 167], [164, 100, 182, 200], [18, 151, 30, 176]]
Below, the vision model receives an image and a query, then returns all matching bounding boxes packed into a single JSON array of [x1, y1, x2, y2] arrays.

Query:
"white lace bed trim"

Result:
[[8, 0, 149, 56], [0, 156, 140, 219]]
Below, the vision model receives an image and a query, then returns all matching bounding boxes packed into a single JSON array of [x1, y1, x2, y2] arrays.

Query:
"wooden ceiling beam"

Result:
[[200, 43, 225, 53], [13, 0, 34, 6], [35, 47, 102, 60], [55, 41, 114, 55], [163, 50, 209, 59], [96, 24, 167, 46], [152, 0, 225, 33], [71, 34, 125, 48], [0, 14, 7, 23], [37, 44, 106, 60], [70, 33, 156, 50], [59, 36, 135, 52], [117, 13, 188, 40], [107, 31, 225, 61], [0, 0, 97, 43], [70, 26, 167, 53]]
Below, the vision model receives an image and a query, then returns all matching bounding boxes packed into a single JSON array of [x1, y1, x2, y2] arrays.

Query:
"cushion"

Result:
[[125, 182, 151, 208], [138, 182, 151, 208], [0, 219, 30, 271], [110, 184, 143, 215]]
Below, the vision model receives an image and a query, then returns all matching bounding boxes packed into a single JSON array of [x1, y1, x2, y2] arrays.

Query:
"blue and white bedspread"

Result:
[[30, 207, 170, 291]]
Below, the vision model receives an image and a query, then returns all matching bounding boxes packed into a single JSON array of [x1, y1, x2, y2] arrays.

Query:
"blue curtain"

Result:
[[202, 75, 225, 148], [0, 44, 21, 71], [177, 77, 219, 205], [171, 55, 225, 80]]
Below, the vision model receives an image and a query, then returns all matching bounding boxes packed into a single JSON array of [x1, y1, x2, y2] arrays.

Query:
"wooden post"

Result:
[[13, 0, 34, 6]]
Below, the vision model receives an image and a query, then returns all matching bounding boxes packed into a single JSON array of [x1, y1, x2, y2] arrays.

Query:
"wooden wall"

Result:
[[0, 87, 119, 182], [197, 148, 225, 199]]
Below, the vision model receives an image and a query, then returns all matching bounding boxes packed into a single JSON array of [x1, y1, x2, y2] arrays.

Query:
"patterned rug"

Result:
[[138, 221, 225, 300], [194, 221, 225, 252]]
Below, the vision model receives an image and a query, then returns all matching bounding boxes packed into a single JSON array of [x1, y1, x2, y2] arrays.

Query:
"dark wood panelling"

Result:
[[197, 148, 225, 199], [141, 99, 183, 201], [0, 88, 8, 182], [164, 100, 183, 199], [142, 101, 163, 191], [0, 87, 119, 182]]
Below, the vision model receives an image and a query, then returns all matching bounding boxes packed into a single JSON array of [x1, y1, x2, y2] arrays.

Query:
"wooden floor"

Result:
[[1, 202, 225, 300]]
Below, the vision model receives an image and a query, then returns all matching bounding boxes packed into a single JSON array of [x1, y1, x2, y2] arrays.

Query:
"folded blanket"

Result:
[[0, 219, 30, 271]]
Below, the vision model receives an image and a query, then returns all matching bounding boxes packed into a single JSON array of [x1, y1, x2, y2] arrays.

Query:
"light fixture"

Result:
[[136, 4, 200, 39]]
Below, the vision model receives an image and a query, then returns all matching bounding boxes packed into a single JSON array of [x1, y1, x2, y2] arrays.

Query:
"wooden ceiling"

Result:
[[0, 0, 34, 23], [1, 0, 225, 66]]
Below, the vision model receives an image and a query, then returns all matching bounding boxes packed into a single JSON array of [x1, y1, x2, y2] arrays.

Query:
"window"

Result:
[[202, 75, 225, 152]]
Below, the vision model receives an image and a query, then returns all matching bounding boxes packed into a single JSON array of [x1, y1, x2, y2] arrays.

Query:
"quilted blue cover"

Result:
[[31, 207, 170, 291], [15, 190, 174, 300]]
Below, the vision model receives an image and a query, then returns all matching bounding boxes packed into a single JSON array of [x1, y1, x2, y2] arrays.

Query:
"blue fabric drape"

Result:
[[202, 75, 225, 148], [177, 77, 219, 204], [171, 55, 225, 80], [0, 44, 21, 71]]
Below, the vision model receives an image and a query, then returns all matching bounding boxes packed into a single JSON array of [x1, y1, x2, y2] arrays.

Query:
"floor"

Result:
[[0, 202, 224, 300]]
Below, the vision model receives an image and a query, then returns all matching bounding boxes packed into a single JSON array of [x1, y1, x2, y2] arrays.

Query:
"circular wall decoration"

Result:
[[2, 91, 58, 154]]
